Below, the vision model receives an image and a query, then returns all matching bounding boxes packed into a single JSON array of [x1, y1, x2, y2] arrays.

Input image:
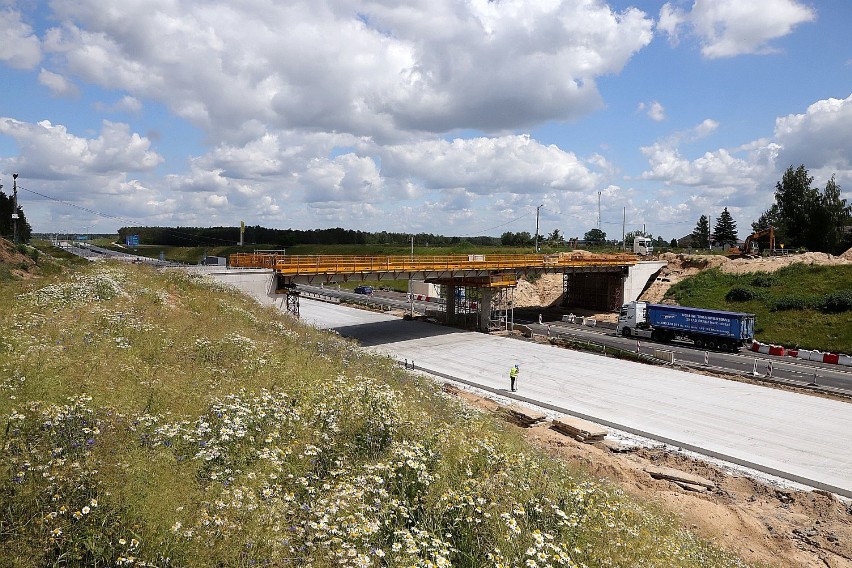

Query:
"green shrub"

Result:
[[725, 287, 756, 302], [773, 295, 812, 311], [750, 274, 777, 287], [816, 290, 852, 313]]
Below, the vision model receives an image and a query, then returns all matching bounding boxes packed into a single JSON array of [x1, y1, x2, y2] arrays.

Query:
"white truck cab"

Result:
[[616, 301, 652, 338], [633, 236, 653, 256]]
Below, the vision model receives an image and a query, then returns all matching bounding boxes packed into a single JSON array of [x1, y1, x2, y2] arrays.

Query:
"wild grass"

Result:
[[0, 260, 749, 567], [666, 264, 852, 352]]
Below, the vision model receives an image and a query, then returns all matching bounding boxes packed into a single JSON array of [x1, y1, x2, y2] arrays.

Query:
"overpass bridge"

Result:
[[229, 252, 662, 330]]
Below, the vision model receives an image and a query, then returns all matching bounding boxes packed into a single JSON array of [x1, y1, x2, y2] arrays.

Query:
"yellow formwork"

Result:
[[229, 252, 638, 276]]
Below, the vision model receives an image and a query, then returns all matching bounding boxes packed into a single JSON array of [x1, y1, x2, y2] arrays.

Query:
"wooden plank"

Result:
[[551, 417, 608, 442], [643, 465, 715, 489]]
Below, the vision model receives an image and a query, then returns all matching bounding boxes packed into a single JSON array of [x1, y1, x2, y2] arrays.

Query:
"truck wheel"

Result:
[[622, 328, 631, 338], [695, 338, 704, 348], [707, 339, 716, 350]]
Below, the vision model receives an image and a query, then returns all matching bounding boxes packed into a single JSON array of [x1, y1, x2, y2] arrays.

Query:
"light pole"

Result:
[[534, 204, 543, 253], [12, 173, 19, 244], [408, 235, 414, 318]]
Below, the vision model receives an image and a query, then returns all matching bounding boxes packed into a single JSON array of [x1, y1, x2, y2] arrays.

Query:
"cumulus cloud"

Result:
[[380, 135, 603, 195], [0, 9, 42, 69], [37, 0, 653, 141], [0, 118, 163, 179], [638, 101, 666, 121], [659, 0, 815, 58], [38, 69, 80, 97], [774, 94, 852, 172]]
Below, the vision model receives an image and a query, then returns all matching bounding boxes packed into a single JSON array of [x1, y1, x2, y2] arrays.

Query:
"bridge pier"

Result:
[[479, 288, 493, 332], [445, 283, 456, 323]]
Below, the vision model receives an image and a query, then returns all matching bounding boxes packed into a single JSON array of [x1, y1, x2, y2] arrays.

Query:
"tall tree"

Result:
[[690, 215, 710, 249], [583, 228, 606, 245], [546, 228, 564, 245], [774, 165, 819, 249], [761, 165, 851, 252], [0, 189, 32, 243], [817, 175, 852, 254], [712, 207, 738, 246]]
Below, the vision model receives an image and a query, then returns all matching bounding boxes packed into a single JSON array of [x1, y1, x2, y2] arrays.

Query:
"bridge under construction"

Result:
[[229, 252, 660, 331]]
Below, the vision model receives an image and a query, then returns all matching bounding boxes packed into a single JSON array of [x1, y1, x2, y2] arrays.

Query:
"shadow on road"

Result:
[[332, 318, 469, 347]]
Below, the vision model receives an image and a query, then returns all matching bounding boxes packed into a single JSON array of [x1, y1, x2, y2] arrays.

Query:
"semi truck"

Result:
[[633, 236, 653, 256], [616, 301, 755, 351]]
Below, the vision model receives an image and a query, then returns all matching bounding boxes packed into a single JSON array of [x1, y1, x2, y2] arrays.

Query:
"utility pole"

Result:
[[534, 204, 543, 253], [12, 173, 19, 244]]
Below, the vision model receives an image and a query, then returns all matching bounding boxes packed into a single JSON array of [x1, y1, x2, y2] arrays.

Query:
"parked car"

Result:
[[353, 285, 374, 295]]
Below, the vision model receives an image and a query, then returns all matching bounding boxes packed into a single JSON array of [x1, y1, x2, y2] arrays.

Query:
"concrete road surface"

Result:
[[209, 270, 852, 498]]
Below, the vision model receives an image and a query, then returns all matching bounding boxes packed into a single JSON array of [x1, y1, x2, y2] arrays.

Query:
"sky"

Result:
[[0, 0, 850, 243]]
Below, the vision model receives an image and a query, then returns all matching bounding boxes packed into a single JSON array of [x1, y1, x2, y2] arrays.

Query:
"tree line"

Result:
[[117, 225, 502, 248]]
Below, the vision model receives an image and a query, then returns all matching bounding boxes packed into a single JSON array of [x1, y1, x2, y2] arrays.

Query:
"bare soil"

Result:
[[0, 237, 37, 278], [447, 387, 852, 568]]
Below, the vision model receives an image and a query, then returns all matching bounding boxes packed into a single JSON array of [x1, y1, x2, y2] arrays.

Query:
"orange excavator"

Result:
[[729, 227, 775, 257]]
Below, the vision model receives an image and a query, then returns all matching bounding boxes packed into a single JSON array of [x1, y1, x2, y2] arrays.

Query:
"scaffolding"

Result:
[[489, 287, 514, 331]]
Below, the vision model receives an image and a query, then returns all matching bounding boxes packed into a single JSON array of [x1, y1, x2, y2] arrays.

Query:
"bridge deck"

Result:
[[229, 252, 638, 277]]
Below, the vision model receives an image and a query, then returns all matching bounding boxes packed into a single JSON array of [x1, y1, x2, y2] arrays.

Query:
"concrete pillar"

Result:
[[479, 288, 494, 332], [445, 284, 456, 323]]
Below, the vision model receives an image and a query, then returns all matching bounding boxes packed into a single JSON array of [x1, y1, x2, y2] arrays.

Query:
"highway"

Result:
[[299, 283, 852, 395], [210, 269, 852, 497]]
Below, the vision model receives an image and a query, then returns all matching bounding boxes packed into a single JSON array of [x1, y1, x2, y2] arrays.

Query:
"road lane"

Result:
[[297, 297, 852, 498], [206, 269, 852, 497]]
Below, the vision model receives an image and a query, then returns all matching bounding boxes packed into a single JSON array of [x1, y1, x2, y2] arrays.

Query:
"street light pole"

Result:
[[409, 235, 414, 318], [12, 173, 19, 244], [535, 204, 543, 253]]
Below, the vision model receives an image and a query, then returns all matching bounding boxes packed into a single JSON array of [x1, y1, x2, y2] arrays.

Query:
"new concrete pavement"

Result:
[[210, 269, 852, 498]]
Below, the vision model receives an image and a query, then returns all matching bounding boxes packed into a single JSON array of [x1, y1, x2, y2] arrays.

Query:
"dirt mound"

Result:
[[841, 247, 852, 260], [0, 237, 37, 278], [513, 273, 564, 308], [721, 251, 852, 274]]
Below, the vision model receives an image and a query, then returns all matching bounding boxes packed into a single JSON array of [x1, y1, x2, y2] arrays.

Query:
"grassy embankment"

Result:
[[666, 263, 852, 353], [0, 251, 748, 567]]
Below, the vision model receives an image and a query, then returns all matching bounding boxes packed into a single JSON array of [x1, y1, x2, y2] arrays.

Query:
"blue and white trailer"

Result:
[[616, 301, 755, 351]]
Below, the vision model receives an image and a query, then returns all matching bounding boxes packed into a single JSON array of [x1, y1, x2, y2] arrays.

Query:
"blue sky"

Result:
[[1, 0, 850, 242]]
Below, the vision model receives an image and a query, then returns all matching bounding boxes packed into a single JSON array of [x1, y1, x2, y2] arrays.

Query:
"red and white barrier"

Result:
[[748, 341, 852, 367]]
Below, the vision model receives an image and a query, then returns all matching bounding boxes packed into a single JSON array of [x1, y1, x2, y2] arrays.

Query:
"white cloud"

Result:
[[637, 94, 852, 232], [638, 101, 666, 121], [659, 0, 815, 58], [0, 9, 42, 69], [381, 135, 603, 195], [38, 69, 80, 97], [37, 0, 654, 141], [0, 118, 163, 179], [98, 95, 143, 114], [774, 94, 852, 173]]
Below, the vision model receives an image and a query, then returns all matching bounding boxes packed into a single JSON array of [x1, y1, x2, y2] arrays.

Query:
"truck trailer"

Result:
[[616, 301, 755, 351]]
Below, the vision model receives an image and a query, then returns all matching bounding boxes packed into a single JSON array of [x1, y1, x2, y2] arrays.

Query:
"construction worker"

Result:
[[509, 364, 519, 392]]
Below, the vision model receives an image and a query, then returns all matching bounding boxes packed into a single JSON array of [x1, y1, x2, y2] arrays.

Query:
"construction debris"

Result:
[[550, 417, 608, 443], [643, 464, 715, 491], [501, 404, 547, 427]]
